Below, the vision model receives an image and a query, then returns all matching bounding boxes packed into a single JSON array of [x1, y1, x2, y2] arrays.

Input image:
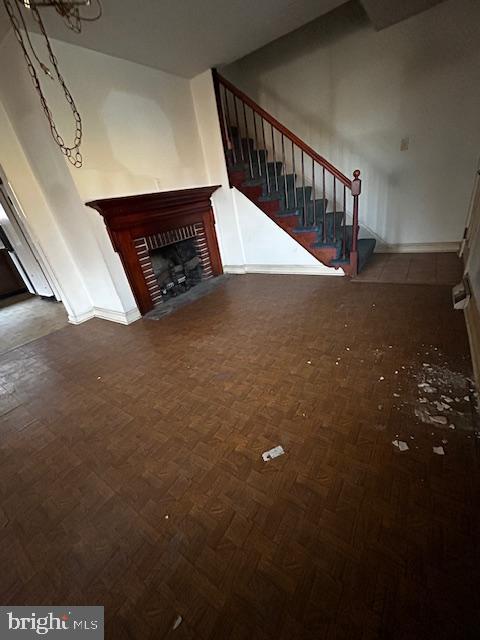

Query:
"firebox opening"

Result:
[[150, 238, 202, 301]]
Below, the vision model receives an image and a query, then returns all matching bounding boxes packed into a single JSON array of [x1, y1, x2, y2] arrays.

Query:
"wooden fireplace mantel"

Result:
[[86, 186, 222, 315]]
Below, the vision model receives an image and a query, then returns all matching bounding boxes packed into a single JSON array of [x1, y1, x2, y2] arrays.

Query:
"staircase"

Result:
[[213, 71, 376, 275]]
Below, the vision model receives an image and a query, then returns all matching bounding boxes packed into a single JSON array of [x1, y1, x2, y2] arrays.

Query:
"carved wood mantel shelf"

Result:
[[86, 186, 222, 315]]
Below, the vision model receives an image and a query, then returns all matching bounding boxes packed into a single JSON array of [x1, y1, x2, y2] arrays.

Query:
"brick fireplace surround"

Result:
[[86, 186, 222, 315]]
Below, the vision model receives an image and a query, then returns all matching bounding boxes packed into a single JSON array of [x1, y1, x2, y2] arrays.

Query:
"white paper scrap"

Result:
[[262, 445, 285, 462]]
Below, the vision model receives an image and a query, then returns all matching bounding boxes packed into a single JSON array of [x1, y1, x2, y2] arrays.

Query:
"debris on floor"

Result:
[[411, 355, 477, 434], [172, 615, 183, 631], [433, 400, 451, 412], [392, 439, 409, 452], [418, 382, 436, 393], [433, 446, 445, 456], [262, 445, 285, 462]]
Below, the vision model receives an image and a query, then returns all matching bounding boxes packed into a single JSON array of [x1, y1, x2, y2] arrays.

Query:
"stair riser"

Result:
[[273, 214, 301, 228], [310, 246, 339, 264], [241, 185, 263, 200], [260, 199, 282, 216]]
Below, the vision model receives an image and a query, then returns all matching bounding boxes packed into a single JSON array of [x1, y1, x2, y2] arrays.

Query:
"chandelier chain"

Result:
[[3, 0, 102, 167]]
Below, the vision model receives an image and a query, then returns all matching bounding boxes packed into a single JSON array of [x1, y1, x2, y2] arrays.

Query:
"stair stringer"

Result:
[[227, 187, 345, 276]]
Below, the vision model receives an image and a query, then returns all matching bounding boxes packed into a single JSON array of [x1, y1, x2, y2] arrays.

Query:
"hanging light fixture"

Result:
[[2, 0, 102, 167]]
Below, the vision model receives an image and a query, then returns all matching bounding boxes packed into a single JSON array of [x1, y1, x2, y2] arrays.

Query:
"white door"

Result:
[[0, 181, 55, 298]]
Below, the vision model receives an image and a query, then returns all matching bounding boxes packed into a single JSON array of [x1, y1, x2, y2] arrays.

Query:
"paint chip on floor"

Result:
[[172, 615, 183, 630], [392, 439, 409, 452], [433, 446, 445, 455], [418, 382, 436, 393], [262, 445, 285, 462]]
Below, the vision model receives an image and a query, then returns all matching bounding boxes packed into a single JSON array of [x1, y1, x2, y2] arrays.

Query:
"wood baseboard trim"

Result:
[[94, 307, 141, 325], [68, 309, 95, 325], [223, 264, 344, 276], [68, 306, 141, 325]]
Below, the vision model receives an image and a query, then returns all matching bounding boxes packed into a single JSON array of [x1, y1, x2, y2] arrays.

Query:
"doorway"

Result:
[[0, 172, 68, 354], [462, 161, 480, 384]]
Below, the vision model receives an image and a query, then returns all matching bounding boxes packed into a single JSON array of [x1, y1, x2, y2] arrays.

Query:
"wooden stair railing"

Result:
[[212, 69, 362, 273]]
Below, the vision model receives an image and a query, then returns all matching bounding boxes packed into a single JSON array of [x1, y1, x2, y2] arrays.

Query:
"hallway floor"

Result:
[[353, 252, 462, 285], [0, 293, 68, 355], [0, 274, 479, 639]]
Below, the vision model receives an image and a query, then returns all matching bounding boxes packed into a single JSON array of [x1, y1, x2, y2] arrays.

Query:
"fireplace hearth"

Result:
[[86, 186, 222, 314]]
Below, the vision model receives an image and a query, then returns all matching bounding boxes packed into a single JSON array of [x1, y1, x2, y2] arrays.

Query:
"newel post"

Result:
[[350, 169, 361, 272]]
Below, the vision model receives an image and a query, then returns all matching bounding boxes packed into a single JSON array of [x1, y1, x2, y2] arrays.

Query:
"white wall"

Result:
[[0, 31, 209, 321], [51, 38, 208, 201], [223, 0, 480, 248], [231, 189, 343, 274], [190, 70, 339, 274]]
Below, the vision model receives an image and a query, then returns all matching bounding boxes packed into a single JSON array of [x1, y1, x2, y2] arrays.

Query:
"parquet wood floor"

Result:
[[1, 274, 479, 639]]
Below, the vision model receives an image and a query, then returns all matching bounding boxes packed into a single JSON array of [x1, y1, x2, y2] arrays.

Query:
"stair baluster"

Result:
[[291, 141, 297, 209], [252, 112, 262, 177], [333, 176, 337, 243], [242, 102, 254, 179], [212, 69, 371, 275], [271, 125, 279, 191], [312, 159, 316, 227], [223, 87, 236, 165], [233, 97, 244, 163], [322, 167, 327, 243], [261, 118, 270, 194], [281, 134, 288, 210], [301, 151, 306, 227]]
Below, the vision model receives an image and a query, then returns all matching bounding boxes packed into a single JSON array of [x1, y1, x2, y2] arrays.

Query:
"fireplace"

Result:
[[135, 223, 212, 306], [86, 186, 222, 315]]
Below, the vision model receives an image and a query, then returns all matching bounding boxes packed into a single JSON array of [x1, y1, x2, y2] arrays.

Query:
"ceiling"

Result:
[[0, 0, 347, 78], [359, 0, 448, 30]]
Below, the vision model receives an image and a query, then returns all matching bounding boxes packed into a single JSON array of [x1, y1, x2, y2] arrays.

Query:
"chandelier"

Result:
[[2, 0, 102, 167]]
